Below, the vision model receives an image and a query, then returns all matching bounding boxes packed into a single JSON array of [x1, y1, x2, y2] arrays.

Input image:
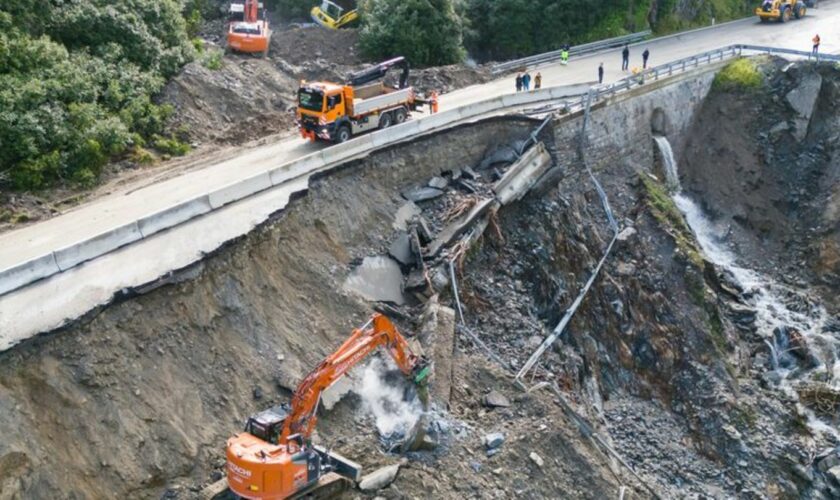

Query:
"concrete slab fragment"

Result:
[[493, 142, 553, 205], [427, 198, 496, 256]]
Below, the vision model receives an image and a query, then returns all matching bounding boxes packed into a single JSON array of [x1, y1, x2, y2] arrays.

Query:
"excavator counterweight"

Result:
[[225, 314, 430, 499], [227, 0, 271, 56]]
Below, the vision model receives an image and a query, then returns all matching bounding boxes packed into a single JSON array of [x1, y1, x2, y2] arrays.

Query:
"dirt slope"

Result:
[[680, 58, 840, 311]]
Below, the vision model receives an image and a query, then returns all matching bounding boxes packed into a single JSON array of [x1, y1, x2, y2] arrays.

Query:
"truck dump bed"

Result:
[[352, 84, 412, 116]]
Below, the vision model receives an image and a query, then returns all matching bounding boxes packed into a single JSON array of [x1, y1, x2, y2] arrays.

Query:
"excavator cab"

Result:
[[311, 0, 359, 29], [243, 406, 289, 446]]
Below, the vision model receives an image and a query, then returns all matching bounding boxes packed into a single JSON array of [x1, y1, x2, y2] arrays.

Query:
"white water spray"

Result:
[[653, 135, 837, 435], [357, 357, 423, 438]]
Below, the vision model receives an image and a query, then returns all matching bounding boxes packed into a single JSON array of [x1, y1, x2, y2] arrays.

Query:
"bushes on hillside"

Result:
[[359, 0, 464, 67], [0, 1, 195, 190]]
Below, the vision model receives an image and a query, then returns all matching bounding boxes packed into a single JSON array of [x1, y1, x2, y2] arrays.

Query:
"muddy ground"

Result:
[[2, 61, 840, 500]]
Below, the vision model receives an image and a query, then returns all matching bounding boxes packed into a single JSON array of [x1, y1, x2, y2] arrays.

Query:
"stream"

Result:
[[654, 135, 838, 437]]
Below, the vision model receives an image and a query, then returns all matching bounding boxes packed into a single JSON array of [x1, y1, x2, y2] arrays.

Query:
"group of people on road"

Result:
[[597, 44, 650, 83], [513, 31, 826, 92], [515, 71, 542, 91]]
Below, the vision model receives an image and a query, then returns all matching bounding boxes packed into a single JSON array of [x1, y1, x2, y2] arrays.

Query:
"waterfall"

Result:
[[652, 136, 837, 436], [653, 135, 681, 192]]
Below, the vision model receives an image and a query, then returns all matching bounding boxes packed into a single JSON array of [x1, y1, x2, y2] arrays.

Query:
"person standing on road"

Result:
[[561, 44, 570, 65], [642, 48, 650, 69], [621, 44, 630, 71], [812, 34, 821, 60], [534, 72, 542, 89], [515, 73, 523, 92], [522, 71, 531, 91], [598, 62, 604, 84]]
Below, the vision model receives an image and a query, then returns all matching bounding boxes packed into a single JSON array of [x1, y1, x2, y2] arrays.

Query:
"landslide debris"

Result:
[[680, 57, 840, 311], [162, 24, 491, 145]]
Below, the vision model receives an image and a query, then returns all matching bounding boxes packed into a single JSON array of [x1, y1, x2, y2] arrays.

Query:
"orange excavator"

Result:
[[226, 314, 430, 499], [227, 0, 271, 56]]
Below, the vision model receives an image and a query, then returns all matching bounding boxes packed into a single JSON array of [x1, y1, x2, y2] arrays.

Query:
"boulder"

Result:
[[388, 232, 414, 266], [428, 176, 448, 190], [482, 390, 511, 408], [616, 227, 637, 242], [785, 72, 822, 141], [529, 452, 544, 468], [358, 464, 401, 491], [818, 453, 840, 473], [484, 432, 505, 450], [826, 465, 840, 487], [402, 187, 444, 202]]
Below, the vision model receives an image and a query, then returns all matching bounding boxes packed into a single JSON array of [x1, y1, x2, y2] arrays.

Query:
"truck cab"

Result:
[[297, 57, 423, 143]]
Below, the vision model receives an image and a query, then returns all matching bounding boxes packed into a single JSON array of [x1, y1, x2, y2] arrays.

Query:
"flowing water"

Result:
[[654, 135, 838, 435]]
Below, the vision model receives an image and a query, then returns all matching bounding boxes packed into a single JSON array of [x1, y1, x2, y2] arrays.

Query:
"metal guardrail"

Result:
[[492, 30, 651, 75], [527, 44, 839, 117]]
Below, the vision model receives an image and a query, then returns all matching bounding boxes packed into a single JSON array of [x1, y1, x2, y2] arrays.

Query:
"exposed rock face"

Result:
[[680, 59, 840, 311]]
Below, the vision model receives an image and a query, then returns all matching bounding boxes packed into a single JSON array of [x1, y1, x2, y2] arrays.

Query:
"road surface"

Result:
[[1, 8, 838, 269], [1, 6, 838, 348]]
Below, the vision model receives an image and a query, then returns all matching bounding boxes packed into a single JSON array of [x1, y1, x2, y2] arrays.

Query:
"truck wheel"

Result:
[[379, 112, 392, 129], [394, 108, 407, 124], [780, 6, 790, 21], [795, 4, 805, 17], [335, 126, 351, 143]]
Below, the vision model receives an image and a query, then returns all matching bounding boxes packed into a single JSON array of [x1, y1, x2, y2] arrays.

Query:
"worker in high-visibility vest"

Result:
[[429, 90, 439, 114]]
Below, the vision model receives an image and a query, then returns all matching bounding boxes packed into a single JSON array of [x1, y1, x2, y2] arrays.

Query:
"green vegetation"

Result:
[[713, 58, 764, 91], [201, 48, 225, 70], [641, 176, 703, 268], [359, 0, 465, 67], [462, 0, 752, 61], [0, 1, 198, 190]]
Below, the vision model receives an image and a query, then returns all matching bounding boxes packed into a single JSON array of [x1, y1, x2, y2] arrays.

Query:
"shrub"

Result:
[[202, 48, 224, 70], [714, 58, 763, 90], [0, 1, 196, 191], [360, 0, 464, 67], [153, 135, 191, 156]]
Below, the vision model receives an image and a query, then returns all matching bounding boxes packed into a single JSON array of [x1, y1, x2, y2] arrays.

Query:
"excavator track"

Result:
[[202, 473, 351, 500]]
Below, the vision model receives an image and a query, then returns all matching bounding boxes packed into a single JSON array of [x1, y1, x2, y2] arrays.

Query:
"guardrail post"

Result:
[[681, 60, 686, 72], [668, 64, 673, 76]]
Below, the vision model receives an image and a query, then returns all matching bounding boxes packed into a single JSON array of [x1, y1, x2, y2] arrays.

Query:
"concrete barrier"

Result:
[[0, 253, 61, 296], [458, 97, 505, 120], [53, 222, 143, 271], [384, 120, 421, 143], [137, 196, 213, 238], [417, 109, 463, 133], [550, 84, 593, 99], [269, 151, 326, 186], [0, 72, 615, 297], [321, 134, 374, 162], [208, 171, 273, 209]]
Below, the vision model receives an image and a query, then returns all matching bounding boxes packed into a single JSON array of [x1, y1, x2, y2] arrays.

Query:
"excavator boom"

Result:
[[225, 314, 429, 499]]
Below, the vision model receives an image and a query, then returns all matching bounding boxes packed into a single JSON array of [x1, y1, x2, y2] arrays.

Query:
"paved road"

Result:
[[1, 6, 839, 349], [1, 6, 838, 269]]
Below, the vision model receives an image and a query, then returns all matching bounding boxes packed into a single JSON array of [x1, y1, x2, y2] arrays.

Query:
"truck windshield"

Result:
[[299, 89, 324, 112]]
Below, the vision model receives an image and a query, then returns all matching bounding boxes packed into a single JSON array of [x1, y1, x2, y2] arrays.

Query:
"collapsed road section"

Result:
[[2, 57, 840, 499]]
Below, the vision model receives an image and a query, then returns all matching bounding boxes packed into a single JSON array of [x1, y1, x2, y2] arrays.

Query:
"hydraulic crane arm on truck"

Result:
[[226, 314, 430, 499], [297, 57, 435, 143]]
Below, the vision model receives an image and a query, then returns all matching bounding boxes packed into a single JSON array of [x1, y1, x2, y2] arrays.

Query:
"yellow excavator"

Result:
[[311, 0, 358, 29], [756, 0, 807, 22]]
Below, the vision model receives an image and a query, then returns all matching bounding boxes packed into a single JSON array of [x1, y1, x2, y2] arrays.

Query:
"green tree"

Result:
[[0, 1, 195, 190], [359, 0, 465, 67]]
